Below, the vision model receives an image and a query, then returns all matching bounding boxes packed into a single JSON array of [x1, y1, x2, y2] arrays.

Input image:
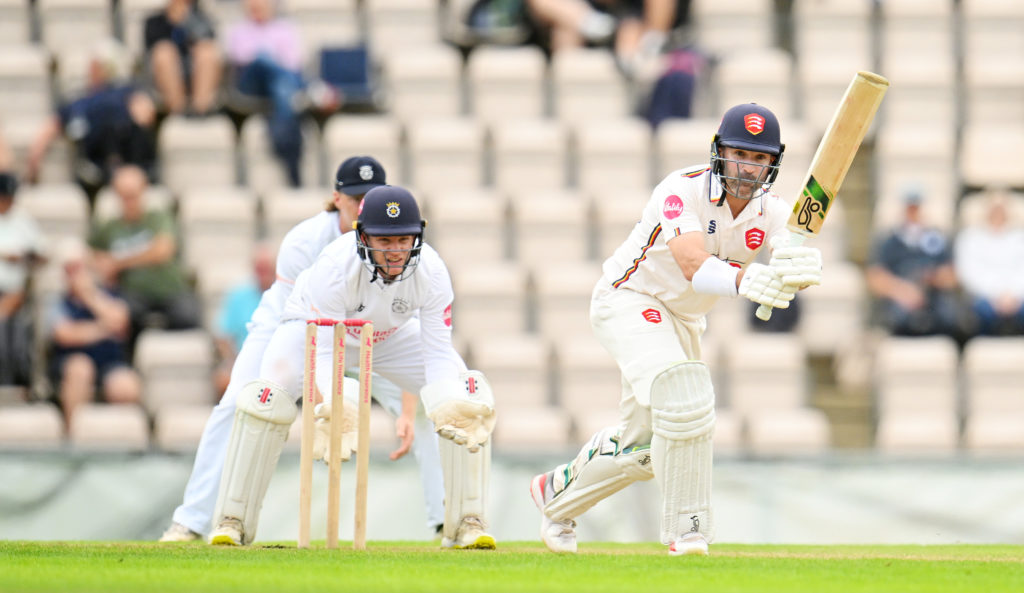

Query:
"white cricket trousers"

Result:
[[171, 321, 445, 535]]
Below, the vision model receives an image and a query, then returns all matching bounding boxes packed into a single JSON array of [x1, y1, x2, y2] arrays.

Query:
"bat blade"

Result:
[[755, 71, 889, 321]]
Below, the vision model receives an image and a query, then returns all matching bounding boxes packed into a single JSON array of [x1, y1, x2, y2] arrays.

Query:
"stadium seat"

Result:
[[37, 0, 113, 55], [380, 43, 464, 119], [491, 405, 573, 451], [872, 335, 960, 453], [880, 52, 956, 128], [322, 114, 404, 186], [573, 117, 652, 194], [1, 117, 74, 185], [17, 183, 90, 243], [0, 44, 53, 123], [467, 332, 551, 410], [795, 53, 875, 136], [551, 48, 632, 125], [240, 116, 321, 191], [873, 123, 958, 233], [119, 0, 166, 59], [716, 47, 796, 123], [962, 337, 1024, 453], [405, 117, 486, 192], [511, 188, 592, 265], [796, 260, 869, 357], [91, 183, 175, 223], [530, 261, 603, 341], [690, 0, 775, 57], [0, 0, 32, 46], [962, 54, 1024, 129], [194, 261, 254, 331], [589, 186, 650, 260], [177, 187, 257, 277], [289, 0, 362, 51], [490, 118, 569, 194], [957, 190, 1024, 229], [134, 328, 216, 416], [423, 187, 509, 266], [449, 260, 529, 338], [879, 0, 954, 65], [654, 117, 718, 180], [0, 403, 64, 450], [157, 114, 239, 194], [553, 335, 620, 418], [959, 123, 1024, 191], [153, 404, 213, 453], [69, 403, 150, 452], [466, 45, 547, 123], [262, 187, 331, 248], [961, 0, 1024, 63], [791, 0, 873, 70], [366, 0, 441, 57]]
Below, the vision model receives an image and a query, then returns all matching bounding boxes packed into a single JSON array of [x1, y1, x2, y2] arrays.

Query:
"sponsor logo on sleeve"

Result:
[[662, 195, 684, 220]]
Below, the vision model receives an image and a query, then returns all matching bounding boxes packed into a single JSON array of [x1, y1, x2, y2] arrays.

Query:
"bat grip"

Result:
[[755, 231, 806, 321]]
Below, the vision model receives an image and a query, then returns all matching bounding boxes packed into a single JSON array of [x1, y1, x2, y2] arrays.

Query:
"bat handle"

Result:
[[755, 231, 806, 322]]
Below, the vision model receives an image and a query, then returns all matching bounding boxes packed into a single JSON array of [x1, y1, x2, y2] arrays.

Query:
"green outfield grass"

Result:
[[2, 541, 1022, 593]]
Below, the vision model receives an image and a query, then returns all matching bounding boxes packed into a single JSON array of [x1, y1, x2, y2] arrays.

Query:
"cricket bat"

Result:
[[756, 71, 890, 321]]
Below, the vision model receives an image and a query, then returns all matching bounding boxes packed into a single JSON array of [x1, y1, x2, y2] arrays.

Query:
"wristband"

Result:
[[691, 257, 739, 297]]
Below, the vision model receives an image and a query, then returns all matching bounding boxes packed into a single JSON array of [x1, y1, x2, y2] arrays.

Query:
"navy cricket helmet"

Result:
[[354, 185, 426, 281], [709, 103, 785, 202]]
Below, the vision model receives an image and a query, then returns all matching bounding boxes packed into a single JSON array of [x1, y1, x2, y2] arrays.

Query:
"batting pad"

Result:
[[544, 427, 655, 522], [650, 361, 715, 545], [439, 438, 490, 541], [213, 380, 297, 545]]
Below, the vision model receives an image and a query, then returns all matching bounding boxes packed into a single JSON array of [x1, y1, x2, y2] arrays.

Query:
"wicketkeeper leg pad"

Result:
[[650, 361, 715, 545], [439, 437, 490, 541], [544, 426, 655, 522], [212, 379, 298, 545]]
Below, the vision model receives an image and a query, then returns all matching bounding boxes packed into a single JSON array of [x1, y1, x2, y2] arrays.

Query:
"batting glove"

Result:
[[769, 235, 823, 288], [739, 262, 797, 309]]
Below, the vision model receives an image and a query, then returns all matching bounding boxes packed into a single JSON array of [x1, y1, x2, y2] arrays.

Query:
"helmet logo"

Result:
[[385, 202, 401, 218], [744, 113, 765, 135], [745, 228, 766, 250], [359, 165, 374, 180], [662, 195, 684, 220]]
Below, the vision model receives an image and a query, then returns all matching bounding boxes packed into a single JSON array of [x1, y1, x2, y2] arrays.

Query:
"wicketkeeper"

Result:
[[210, 185, 498, 549], [530, 104, 823, 555]]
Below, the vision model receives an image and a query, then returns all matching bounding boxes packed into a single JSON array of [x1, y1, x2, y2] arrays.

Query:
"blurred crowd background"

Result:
[[1, 0, 1023, 460]]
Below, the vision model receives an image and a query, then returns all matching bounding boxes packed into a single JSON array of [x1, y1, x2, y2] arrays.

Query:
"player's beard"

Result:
[[728, 172, 764, 200]]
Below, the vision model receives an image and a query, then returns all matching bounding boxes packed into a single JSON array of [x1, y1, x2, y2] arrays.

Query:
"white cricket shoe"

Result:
[[530, 473, 577, 554], [209, 518, 244, 546], [442, 516, 496, 550], [159, 522, 201, 542], [668, 532, 709, 556]]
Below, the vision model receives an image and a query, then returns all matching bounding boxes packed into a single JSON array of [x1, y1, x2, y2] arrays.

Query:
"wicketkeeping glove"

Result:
[[421, 370, 497, 452]]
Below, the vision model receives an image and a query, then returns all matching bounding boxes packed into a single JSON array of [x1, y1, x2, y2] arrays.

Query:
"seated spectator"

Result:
[[144, 0, 223, 116], [212, 241, 276, 394], [26, 39, 157, 202], [954, 190, 1024, 336], [224, 0, 328, 187], [0, 172, 47, 387], [866, 188, 966, 341], [88, 165, 200, 349], [48, 238, 142, 430]]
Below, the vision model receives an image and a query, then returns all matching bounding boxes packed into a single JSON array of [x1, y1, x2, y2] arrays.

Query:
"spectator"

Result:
[[866, 188, 965, 341], [224, 0, 328, 187], [211, 241, 276, 395], [0, 172, 47, 387], [954, 190, 1024, 336], [144, 0, 223, 116], [87, 164, 200, 349], [47, 238, 142, 430], [26, 39, 157, 202]]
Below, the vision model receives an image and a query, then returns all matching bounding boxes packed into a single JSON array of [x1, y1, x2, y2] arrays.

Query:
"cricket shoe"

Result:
[[668, 532, 709, 556], [530, 473, 577, 553], [442, 516, 496, 550], [158, 522, 201, 543], [209, 518, 244, 546]]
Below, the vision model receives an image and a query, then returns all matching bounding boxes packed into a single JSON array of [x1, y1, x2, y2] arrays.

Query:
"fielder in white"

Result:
[[529, 104, 823, 555], [159, 157, 446, 543], [209, 185, 498, 549]]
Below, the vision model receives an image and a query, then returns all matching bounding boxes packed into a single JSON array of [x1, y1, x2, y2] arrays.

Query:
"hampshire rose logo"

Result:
[[662, 195, 684, 220], [744, 113, 765, 135], [745, 228, 766, 250]]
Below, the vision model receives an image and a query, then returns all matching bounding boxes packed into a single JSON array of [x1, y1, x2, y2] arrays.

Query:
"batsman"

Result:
[[530, 104, 824, 555], [210, 185, 498, 549]]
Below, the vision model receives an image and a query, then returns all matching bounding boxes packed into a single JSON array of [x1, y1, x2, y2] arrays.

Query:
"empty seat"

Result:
[[511, 189, 591, 265], [366, 0, 441, 56], [0, 403, 64, 449], [796, 53, 875, 136], [134, 328, 216, 416], [423, 187, 509, 267], [262, 187, 332, 247], [960, 123, 1024, 190], [880, 52, 956, 127], [716, 47, 795, 122], [467, 333, 551, 409], [69, 403, 149, 451], [573, 117, 651, 194], [879, 0, 954, 64], [590, 186, 651, 260], [962, 337, 1024, 452], [873, 335, 960, 453], [491, 405, 573, 451], [961, 0, 1024, 62], [177, 187, 258, 275], [289, 0, 362, 51], [153, 404, 213, 453], [0, 0, 32, 46], [195, 261, 258, 331], [449, 260, 529, 338], [17, 183, 90, 242], [654, 117, 718, 179], [240, 116, 321, 190], [157, 114, 238, 194], [962, 54, 1024, 128], [691, 0, 775, 57], [554, 335, 620, 418], [120, 0, 167, 58], [874, 123, 958, 232], [381, 43, 464, 119], [37, 0, 113, 55], [322, 114, 404, 186], [466, 45, 547, 123], [405, 117, 486, 192], [1, 117, 74, 184], [0, 44, 53, 122], [551, 48, 632, 124], [791, 0, 873, 70], [490, 118, 568, 194], [796, 261, 869, 357], [531, 261, 603, 341]]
